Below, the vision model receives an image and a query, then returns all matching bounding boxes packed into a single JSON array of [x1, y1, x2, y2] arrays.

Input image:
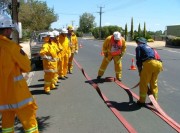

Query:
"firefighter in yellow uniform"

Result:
[[67, 25, 78, 74], [40, 32, 59, 94], [0, 13, 39, 133], [52, 30, 62, 85], [97, 31, 126, 81], [135, 37, 163, 106], [58, 28, 71, 79]]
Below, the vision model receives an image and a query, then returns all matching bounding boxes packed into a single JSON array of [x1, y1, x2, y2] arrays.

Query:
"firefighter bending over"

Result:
[[97, 31, 126, 81], [135, 37, 163, 106]]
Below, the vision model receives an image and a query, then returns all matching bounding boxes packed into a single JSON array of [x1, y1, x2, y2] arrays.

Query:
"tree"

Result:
[[130, 17, 134, 40], [143, 22, 147, 38], [138, 23, 141, 37], [79, 12, 95, 33], [19, 0, 58, 33], [125, 23, 128, 41]]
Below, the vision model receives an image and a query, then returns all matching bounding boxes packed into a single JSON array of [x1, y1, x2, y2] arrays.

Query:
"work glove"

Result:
[[119, 54, 122, 59], [69, 53, 71, 58], [75, 50, 78, 54], [104, 53, 108, 58]]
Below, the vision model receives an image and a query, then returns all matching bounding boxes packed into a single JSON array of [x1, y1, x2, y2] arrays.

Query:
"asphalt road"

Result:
[[1, 38, 180, 133]]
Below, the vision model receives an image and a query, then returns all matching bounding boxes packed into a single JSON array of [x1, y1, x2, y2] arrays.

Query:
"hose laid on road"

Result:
[[105, 77, 180, 132], [74, 58, 180, 132], [74, 59, 137, 133]]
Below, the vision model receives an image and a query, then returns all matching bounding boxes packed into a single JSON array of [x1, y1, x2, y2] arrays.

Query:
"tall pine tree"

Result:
[[138, 23, 141, 37], [125, 23, 128, 41], [130, 17, 134, 40], [143, 22, 147, 38]]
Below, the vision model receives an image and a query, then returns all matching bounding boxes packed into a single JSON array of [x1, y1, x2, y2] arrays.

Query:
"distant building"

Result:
[[166, 25, 180, 37]]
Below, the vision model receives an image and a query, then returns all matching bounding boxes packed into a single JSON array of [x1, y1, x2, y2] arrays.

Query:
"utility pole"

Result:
[[11, 0, 19, 44], [97, 6, 104, 39], [71, 20, 75, 26]]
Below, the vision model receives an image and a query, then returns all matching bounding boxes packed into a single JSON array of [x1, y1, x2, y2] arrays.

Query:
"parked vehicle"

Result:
[[30, 31, 49, 68]]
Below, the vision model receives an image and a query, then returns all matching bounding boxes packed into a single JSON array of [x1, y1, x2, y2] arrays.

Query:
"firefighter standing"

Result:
[[0, 13, 39, 133], [97, 31, 126, 81], [135, 37, 163, 106], [58, 28, 71, 80], [67, 25, 78, 74], [40, 32, 59, 94]]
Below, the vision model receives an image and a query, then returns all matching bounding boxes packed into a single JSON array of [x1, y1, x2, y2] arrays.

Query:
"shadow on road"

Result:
[[30, 90, 46, 95], [29, 84, 44, 88], [107, 101, 141, 112], [84, 78, 141, 112]]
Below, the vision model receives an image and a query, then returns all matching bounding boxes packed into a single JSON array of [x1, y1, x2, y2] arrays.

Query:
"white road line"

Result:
[[165, 49, 180, 54], [126, 52, 135, 56], [94, 44, 100, 47]]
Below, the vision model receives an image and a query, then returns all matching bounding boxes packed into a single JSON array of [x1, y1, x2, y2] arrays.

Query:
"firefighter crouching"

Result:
[[0, 13, 39, 132], [97, 31, 126, 81], [40, 32, 59, 94], [67, 25, 78, 74]]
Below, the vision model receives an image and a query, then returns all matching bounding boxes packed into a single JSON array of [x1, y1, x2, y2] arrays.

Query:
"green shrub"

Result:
[[147, 39, 154, 42]]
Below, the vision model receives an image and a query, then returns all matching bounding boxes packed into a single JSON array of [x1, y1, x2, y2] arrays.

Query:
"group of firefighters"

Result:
[[39, 26, 78, 95], [0, 11, 163, 132]]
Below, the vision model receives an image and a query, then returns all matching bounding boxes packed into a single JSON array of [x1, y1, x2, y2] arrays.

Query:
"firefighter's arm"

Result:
[[39, 43, 48, 57], [13, 45, 31, 72], [103, 36, 110, 57], [75, 36, 78, 51], [120, 38, 126, 58]]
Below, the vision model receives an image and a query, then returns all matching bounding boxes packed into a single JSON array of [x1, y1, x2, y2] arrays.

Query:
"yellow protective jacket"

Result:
[[67, 32, 78, 53], [55, 41, 63, 61], [59, 34, 71, 57], [0, 35, 36, 111], [40, 42, 58, 72], [102, 35, 126, 57]]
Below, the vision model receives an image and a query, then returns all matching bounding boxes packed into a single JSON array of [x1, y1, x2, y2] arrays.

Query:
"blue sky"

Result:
[[40, 0, 180, 32]]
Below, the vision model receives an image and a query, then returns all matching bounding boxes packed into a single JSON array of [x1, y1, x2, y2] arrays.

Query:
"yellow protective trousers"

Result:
[[139, 60, 163, 103], [98, 55, 122, 79], [58, 55, 69, 78], [44, 72, 56, 92], [1, 103, 38, 133], [68, 53, 75, 73]]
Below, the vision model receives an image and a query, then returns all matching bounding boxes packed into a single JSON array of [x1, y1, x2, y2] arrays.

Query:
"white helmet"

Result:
[[0, 13, 15, 29], [113, 31, 121, 40], [48, 32, 54, 38], [61, 28, 68, 34], [52, 30, 59, 36]]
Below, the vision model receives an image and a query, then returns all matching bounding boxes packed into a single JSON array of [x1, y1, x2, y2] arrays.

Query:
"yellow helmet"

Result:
[[67, 25, 74, 31]]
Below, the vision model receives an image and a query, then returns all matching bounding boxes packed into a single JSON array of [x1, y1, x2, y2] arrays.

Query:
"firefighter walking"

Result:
[[97, 31, 126, 81], [0, 13, 39, 133]]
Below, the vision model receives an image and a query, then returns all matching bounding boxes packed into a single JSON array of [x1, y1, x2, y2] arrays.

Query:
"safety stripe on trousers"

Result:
[[2, 127, 14, 133], [73, 58, 137, 133], [25, 125, 38, 133]]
